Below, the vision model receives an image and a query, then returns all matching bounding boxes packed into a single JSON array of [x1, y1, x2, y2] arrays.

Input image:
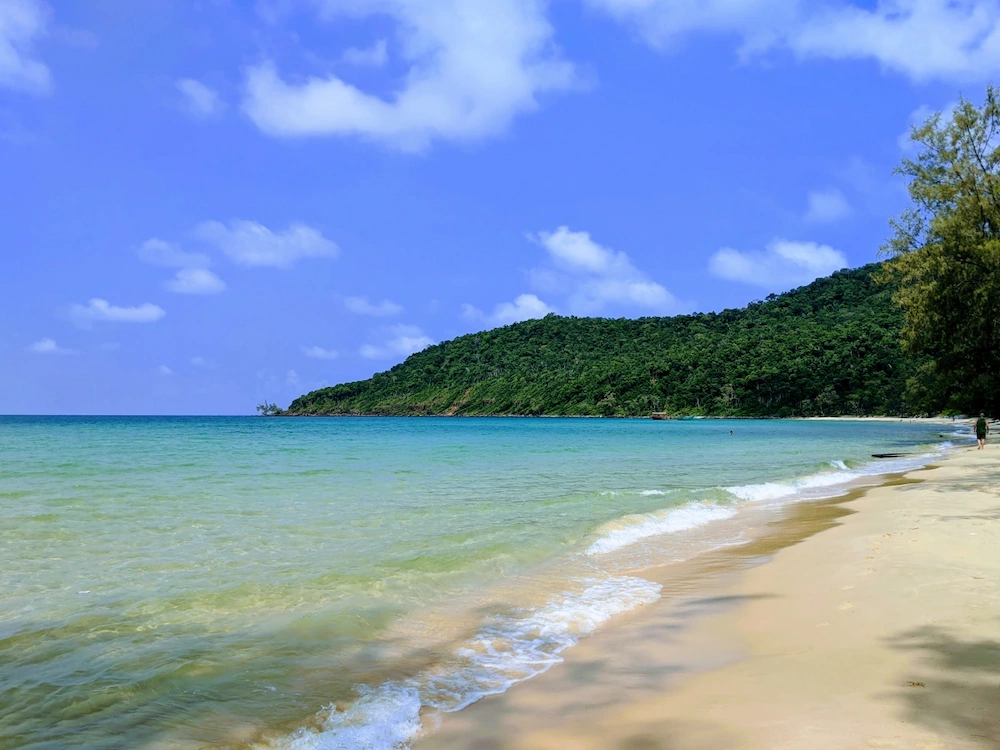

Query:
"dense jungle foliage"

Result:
[[286, 264, 924, 417]]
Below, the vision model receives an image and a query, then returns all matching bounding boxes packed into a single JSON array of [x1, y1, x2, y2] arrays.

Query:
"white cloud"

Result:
[[342, 39, 388, 67], [164, 268, 227, 295], [360, 324, 434, 359], [158, 365, 174, 376], [804, 187, 851, 223], [286, 369, 300, 388], [709, 238, 847, 288], [195, 219, 338, 268], [71, 298, 166, 324], [138, 238, 211, 268], [302, 345, 340, 360], [191, 356, 214, 368], [464, 293, 555, 326], [588, 0, 1000, 82], [177, 78, 223, 118], [29, 337, 77, 355], [242, 0, 581, 150], [528, 226, 677, 314], [0, 0, 52, 94], [344, 296, 403, 316]]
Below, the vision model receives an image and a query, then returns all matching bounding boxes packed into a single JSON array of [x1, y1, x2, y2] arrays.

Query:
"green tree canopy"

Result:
[[881, 86, 1000, 414], [286, 264, 921, 418]]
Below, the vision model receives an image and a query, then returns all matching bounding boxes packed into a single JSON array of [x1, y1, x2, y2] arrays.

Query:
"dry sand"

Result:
[[417, 444, 1000, 749]]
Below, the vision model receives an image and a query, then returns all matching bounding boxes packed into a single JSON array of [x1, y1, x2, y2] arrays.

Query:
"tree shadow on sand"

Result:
[[885, 626, 1000, 747]]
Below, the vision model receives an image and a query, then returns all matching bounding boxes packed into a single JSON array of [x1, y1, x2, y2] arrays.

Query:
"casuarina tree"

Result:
[[881, 86, 1000, 415]]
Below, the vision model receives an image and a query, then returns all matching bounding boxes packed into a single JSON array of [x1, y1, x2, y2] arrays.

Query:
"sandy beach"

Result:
[[417, 442, 1000, 749]]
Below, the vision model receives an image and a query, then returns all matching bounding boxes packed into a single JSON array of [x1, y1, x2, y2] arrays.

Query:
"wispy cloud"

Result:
[[302, 345, 339, 360], [158, 364, 173, 376], [138, 238, 210, 268], [176, 78, 223, 118], [709, 238, 846, 288], [360, 325, 434, 359], [195, 220, 338, 269], [804, 188, 851, 223], [71, 298, 165, 324], [0, 0, 52, 94], [344, 296, 403, 317], [29, 337, 77, 354], [588, 0, 1000, 82], [342, 39, 388, 67], [164, 268, 226, 295]]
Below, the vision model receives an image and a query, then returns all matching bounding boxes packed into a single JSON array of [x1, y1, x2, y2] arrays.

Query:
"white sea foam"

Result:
[[640, 489, 668, 496], [727, 450, 942, 504], [263, 576, 661, 750], [586, 503, 737, 555]]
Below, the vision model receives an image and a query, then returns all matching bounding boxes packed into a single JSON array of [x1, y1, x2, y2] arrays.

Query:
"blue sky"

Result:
[[1, 0, 995, 414]]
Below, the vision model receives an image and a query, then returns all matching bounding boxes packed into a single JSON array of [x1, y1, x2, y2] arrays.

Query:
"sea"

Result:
[[0, 416, 966, 749]]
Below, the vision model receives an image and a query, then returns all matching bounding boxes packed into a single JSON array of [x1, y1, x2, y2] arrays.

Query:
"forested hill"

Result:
[[286, 264, 921, 417]]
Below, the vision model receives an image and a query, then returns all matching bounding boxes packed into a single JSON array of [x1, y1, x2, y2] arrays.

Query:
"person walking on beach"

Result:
[[975, 412, 989, 450]]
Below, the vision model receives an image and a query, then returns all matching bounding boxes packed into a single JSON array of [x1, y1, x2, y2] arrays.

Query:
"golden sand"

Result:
[[417, 445, 1000, 749]]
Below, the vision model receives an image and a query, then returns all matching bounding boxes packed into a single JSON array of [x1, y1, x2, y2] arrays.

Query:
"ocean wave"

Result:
[[599, 489, 672, 497], [727, 449, 941, 504], [586, 503, 737, 555], [261, 576, 661, 750]]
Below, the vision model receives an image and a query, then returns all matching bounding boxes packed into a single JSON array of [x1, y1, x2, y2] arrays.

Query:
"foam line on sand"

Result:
[[416, 444, 1000, 749]]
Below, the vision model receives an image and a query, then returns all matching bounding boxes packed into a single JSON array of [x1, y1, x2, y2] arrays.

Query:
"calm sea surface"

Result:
[[0, 416, 960, 749]]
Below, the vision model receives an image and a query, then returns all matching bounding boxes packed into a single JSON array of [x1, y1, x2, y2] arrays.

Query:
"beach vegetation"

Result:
[[881, 86, 1000, 414], [256, 401, 284, 416]]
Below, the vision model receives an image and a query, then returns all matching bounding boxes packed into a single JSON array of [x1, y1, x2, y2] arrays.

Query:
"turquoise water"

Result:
[[0, 417, 958, 749]]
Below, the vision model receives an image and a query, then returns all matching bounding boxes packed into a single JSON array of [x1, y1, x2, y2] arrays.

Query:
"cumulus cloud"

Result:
[[138, 238, 210, 268], [195, 219, 338, 268], [0, 0, 52, 94], [342, 39, 388, 67], [71, 298, 166, 324], [463, 293, 554, 326], [164, 268, 226, 295], [709, 238, 847, 288], [587, 0, 1000, 82], [177, 78, 223, 118], [529, 226, 677, 314], [360, 324, 434, 359], [242, 0, 581, 150], [302, 345, 340, 360], [29, 337, 77, 354], [344, 296, 403, 316], [804, 187, 851, 223], [139, 238, 224, 294]]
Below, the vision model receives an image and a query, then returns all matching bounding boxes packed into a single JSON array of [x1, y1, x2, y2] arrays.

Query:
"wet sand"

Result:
[[417, 445, 1000, 749]]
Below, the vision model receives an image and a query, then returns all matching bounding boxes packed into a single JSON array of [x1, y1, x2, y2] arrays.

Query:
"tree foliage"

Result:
[[287, 264, 923, 417], [256, 401, 283, 416], [880, 86, 1000, 414]]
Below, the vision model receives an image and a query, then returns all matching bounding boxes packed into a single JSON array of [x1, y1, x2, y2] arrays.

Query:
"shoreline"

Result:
[[415, 442, 1000, 748]]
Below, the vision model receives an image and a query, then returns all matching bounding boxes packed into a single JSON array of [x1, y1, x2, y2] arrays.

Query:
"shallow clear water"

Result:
[[0, 416, 959, 749]]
